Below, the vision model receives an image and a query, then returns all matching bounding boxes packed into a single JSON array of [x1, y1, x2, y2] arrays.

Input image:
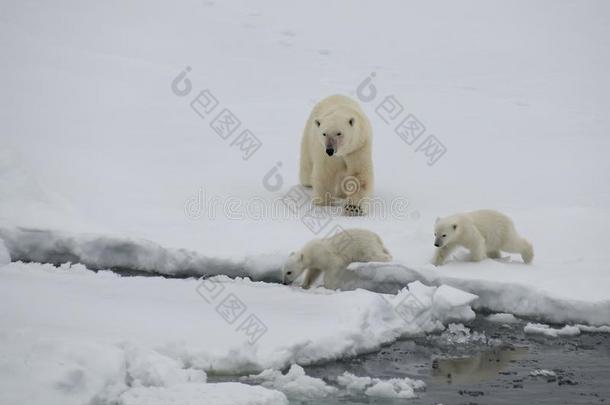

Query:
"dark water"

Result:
[[295, 316, 610, 404]]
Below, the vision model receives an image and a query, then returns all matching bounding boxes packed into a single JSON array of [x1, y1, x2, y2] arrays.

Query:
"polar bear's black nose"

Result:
[[434, 242, 440, 247], [326, 148, 334, 156]]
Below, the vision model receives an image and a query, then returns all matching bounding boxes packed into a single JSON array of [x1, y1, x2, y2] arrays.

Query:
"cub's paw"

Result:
[[344, 204, 364, 216]]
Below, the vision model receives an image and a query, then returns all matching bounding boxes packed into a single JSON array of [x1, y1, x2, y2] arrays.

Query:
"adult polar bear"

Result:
[[300, 95, 374, 215]]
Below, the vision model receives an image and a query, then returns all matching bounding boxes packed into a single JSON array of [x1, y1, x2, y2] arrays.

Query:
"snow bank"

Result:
[[0, 321, 284, 405], [335, 261, 437, 293], [0, 227, 282, 281], [4, 225, 609, 327], [122, 344, 207, 387], [117, 383, 287, 405], [436, 272, 610, 327], [214, 349, 430, 401], [336, 372, 426, 399], [524, 322, 610, 338], [350, 262, 610, 326], [0, 333, 126, 405], [244, 365, 336, 399], [0, 262, 477, 372], [431, 285, 478, 322], [0, 261, 476, 404], [383, 282, 477, 333]]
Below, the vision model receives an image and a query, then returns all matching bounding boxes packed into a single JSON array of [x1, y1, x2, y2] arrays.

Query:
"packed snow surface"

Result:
[[0, 261, 475, 404]]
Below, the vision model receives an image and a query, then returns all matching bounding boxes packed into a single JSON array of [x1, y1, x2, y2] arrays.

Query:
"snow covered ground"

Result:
[[0, 261, 475, 403], [1, 0, 609, 403]]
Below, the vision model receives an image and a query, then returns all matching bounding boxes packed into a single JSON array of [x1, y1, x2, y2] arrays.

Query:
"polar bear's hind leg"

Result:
[[510, 238, 534, 264], [370, 251, 392, 262], [502, 231, 534, 264], [374, 235, 392, 261]]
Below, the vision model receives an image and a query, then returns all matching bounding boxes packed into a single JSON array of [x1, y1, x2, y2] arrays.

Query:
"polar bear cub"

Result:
[[283, 228, 392, 289], [432, 209, 534, 265], [299, 94, 374, 216]]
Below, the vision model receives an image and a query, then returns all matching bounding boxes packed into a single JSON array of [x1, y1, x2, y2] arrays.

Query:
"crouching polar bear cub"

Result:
[[433, 209, 534, 266], [283, 229, 392, 289], [300, 95, 374, 216]]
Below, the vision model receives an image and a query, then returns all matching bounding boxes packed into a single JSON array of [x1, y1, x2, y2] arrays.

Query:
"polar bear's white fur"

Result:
[[283, 228, 392, 289], [432, 209, 534, 265], [300, 95, 374, 215]]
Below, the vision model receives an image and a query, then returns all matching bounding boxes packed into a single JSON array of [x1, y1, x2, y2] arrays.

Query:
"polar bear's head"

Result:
[[314, 108, 363, 157], [282, 251, 307, 284], [434, 216, 461, 247]]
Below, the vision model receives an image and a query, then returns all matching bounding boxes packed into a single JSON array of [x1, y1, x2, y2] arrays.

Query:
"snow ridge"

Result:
[[0, 227, 282, 281], [3, 226, 610, 326]]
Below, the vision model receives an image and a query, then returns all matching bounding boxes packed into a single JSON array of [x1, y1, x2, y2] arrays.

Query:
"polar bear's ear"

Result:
[[315, 119, 321, 127], [435, 217, 440, 224], [348, 118, 355, 127], [452, 224, 458, 230]]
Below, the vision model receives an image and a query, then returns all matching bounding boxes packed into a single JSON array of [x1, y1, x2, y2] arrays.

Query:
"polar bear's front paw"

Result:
[[344, 204, 364, 216]]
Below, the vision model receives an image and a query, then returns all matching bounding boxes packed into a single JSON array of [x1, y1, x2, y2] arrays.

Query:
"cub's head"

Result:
[[282, 251, 307, 284], [434, 216, 461, 248], [314, 109, 362, 157]]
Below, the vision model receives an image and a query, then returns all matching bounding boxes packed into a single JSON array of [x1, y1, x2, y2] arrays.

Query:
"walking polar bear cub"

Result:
[[283, 229, 392, 289], [433, 209, 534, 266], [300, 95, 374, 216]]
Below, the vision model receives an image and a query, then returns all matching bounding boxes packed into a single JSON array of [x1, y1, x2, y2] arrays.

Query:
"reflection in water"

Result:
[[432, 345, 528, 385]]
